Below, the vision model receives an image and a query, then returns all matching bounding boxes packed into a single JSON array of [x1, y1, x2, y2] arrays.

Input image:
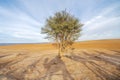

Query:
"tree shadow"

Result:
[[94, 50, 120, 71], [40, 56, 74, 80], [65, 53, 120, 80], [110, 50, 120, 54]]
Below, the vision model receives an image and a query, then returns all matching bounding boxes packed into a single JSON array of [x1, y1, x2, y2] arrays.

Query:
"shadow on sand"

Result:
[[40, 56, 74, 80], [65, 52, 120, 80]]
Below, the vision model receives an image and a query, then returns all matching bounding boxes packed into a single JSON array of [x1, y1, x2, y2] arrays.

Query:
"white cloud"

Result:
[[0, 6, 41, 26], [85, 16, 102, 25], [0, 0, 120, 43], [0, 6, 48, 43], [79, 3, 120, 41]]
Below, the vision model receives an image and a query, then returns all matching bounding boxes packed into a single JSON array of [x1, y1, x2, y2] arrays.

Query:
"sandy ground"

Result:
[[0, 39, 120, 80]]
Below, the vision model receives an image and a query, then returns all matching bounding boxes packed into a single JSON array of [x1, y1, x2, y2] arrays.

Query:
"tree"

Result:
[[41, 10, 83, 57]]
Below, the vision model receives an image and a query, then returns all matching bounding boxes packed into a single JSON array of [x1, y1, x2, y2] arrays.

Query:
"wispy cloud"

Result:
[[0, 4, 47, 43], [79, 3, 120, 41], [0, 0, 120, 43]]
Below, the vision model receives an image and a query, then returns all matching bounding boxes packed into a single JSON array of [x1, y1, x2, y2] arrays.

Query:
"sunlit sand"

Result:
[[0, 39, 120, 80]]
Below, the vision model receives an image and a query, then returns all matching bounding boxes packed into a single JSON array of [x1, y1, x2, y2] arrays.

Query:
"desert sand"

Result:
[[0, 39, 120, 80]]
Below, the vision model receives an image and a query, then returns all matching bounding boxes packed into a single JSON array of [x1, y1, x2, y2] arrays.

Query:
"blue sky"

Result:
[[0, 0, 120, 43]]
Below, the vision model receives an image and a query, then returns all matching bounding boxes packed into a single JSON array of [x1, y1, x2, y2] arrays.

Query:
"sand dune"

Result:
[[0, 39, 120, 80]]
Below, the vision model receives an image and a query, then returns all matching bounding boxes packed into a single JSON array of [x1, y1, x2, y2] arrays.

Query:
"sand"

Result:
[[0, 39, 120, 80]]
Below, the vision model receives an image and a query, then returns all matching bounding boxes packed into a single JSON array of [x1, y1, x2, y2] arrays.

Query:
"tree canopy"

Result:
[[41, 10, 83, 57]]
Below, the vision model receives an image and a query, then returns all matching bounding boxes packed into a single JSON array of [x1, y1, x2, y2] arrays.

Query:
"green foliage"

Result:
[[41, 10, 83, 55]]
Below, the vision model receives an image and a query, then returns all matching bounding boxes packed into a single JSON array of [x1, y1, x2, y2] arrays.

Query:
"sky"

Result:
[[0, 0, 120, 43]]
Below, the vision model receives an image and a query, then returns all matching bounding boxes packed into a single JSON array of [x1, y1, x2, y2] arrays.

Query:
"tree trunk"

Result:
[[58, 42, 64, 58]]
